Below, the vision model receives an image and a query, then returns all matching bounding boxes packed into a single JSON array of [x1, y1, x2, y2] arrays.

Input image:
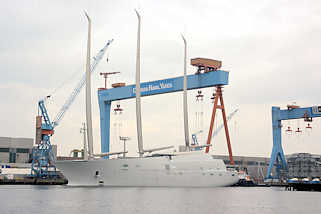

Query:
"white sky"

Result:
[[1, 0, 321, 157]]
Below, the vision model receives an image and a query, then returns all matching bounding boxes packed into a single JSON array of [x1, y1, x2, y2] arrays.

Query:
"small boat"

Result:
[[310, 178, 320, 184], [233, 170, 256, 186], [288, 177, 299, 183], [302, 177, 310, 184]]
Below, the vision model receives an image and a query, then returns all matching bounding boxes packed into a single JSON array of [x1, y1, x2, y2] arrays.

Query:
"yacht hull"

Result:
[[56, 153, 239, 187]]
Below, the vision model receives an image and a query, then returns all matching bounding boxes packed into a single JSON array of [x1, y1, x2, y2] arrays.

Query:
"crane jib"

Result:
[[51, 39, 113, 127]]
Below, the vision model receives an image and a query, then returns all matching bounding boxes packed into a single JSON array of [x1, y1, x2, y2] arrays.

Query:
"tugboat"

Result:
[[234, 170, 256, 186]]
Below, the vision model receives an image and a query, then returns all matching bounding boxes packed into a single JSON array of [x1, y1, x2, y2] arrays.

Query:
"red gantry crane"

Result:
[[191, 58, 235, 165]]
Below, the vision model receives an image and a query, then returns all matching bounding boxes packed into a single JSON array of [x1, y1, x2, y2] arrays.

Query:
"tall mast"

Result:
[[135, 10, 144, 157], [84, 12, 94, 158], [181, 34, 190, 149], [81, 122, 88, 160]]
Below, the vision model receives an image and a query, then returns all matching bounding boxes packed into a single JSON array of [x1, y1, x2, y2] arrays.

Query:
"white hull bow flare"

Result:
[[56, 152, 239, 187]]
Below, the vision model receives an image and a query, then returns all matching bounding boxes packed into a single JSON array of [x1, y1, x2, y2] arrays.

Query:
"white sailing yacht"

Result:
[[55, 12, 239, 187]]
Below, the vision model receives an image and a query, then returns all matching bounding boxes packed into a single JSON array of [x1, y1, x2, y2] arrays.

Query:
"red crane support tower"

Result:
[[191, 58, 235, 165]]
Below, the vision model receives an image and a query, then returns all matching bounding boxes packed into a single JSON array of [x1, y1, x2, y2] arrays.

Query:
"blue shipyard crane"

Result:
[[191, 130, 203, 146], [32, 39, 113, 177], [97, 70, 232, 157], [265, 105, 321, 182]]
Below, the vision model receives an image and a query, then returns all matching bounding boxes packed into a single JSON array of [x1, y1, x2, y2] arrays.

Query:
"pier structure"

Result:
[[97, 70, 233, 158], [265, 105, 321, 181]]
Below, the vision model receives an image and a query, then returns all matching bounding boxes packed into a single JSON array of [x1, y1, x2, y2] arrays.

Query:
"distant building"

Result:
[[57, 149, 85, 161], [212, 155, 270, 183], [0, 137, 33, 163], [0, 137, 58, 164], [286, 153, 321, 178], [214, 153, 321, 183]]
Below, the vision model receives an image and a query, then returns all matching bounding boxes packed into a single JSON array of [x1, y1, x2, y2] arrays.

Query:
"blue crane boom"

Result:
[[52, 39, 113, 127], [32, 40, 113, 177], [38, 96, 54, 130]]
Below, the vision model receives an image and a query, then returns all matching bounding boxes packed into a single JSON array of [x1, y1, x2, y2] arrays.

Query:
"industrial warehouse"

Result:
[[0, 137, 33, 164], [0, 137, 57, 164]]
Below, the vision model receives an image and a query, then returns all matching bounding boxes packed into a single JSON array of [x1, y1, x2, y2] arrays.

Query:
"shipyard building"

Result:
[[0, 137, 58, 164], [213, 155, 270, 183], [214, 153, 321, 183], [0, 137, 33, 163], [286, 153, 321, 178]]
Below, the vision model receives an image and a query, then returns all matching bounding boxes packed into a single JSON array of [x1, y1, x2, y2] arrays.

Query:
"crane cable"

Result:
[[48, 63, 86, 98], [194, 90, 204, 143], [113, 101, 124, 149], [46, 45, 112, 101]]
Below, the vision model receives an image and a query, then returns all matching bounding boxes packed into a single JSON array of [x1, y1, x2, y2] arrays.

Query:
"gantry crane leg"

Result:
[[205, 88, 219, 153], [205, 86, 234, 165]]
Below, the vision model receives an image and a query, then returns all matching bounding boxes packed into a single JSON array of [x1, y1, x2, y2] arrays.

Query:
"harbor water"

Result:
[[0, 186, 320, 214]]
